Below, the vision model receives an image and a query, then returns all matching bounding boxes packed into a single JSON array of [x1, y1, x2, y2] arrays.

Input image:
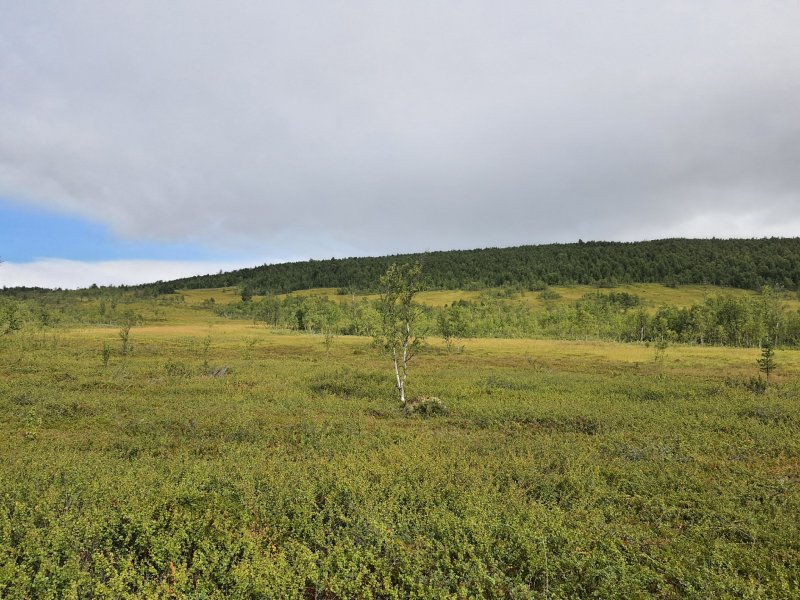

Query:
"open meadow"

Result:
[[184, 283, 800, 314], [1, 297, 799, 598]]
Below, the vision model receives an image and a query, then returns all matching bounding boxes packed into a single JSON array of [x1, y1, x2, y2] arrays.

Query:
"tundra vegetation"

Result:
[[1, 257, 799, 597]]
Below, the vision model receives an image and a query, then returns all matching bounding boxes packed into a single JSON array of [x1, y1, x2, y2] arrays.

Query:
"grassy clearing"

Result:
[[181, 287, 254, 305], [521, 283, 763, 310], [2, 302, 799, 597], [213, 282, 800, 314]]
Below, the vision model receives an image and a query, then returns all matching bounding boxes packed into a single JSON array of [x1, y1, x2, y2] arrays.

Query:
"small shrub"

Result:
[[43, 400, 93, 419], [403, 395, 447, 417], [745, 376, 768, 395], [12, 393, 36, 406], [558, 415, 600, 435], [757, 339, 777, 381], [725, 376, 769, 394], [165, 361, 192, 377], [101, 342, 112, 367], [633, 388, 667, 403], [738, 405, 793, 425], [309, 368, 385, 398], [539, 289, 562, 301], [22, 408, 42, 440], [516, 415, 601, 435], [199, 334, 213, 369], [119, 325, 132, 355], [323, 330, 336, 354], [211, 366, 230, 378], [484, 376, 536, 392], [596, 278, 618, 288], [529, 280, 548, 291], [654, 339, 668, 364], [244, 337, 258, 359]]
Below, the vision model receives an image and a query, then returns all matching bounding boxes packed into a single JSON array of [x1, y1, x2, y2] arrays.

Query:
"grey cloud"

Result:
[[1, 1, 799, 261]]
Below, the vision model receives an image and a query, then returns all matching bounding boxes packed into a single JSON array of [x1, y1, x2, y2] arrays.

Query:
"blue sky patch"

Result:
[[0, 199, 238, 263]]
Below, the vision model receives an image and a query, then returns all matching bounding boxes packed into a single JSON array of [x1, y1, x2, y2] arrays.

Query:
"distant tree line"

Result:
[[3, 280, 799, 348], [137, 238, 800, 295], [0, 289, 171, 332], [212, 286, 800, 348]]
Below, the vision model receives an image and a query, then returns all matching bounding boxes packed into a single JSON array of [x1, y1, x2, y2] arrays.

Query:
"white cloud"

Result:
[[0, 259, 252, 289]]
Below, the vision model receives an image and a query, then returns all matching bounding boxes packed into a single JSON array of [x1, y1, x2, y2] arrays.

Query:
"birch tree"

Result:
[[376, 262, 424, 404]]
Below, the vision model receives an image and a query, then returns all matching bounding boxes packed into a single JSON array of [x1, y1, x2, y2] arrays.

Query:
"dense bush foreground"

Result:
[[1, 314, 799, 598]]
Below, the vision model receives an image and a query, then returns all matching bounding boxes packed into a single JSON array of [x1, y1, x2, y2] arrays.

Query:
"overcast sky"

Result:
[[2, 1, 799, 288]]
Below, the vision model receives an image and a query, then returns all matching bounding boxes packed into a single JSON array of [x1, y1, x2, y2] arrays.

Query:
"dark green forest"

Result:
[[144, 238, 800, 295]]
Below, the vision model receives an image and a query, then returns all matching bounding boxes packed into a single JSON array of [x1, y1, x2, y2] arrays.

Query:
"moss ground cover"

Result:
[[1, 303, 799, 598]]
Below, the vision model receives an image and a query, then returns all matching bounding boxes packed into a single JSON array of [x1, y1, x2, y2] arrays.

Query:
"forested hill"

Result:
[[156, 238, 800, 294]]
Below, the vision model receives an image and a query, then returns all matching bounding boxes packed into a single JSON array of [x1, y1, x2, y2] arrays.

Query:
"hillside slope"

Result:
[[155, 238, 800, 294]]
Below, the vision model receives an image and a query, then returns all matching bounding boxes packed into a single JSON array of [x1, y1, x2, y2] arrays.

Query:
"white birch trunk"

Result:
[[393, 348, 405, 404]]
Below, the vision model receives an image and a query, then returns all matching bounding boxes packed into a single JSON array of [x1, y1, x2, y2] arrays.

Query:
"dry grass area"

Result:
[[183, 282, 800, 313]]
